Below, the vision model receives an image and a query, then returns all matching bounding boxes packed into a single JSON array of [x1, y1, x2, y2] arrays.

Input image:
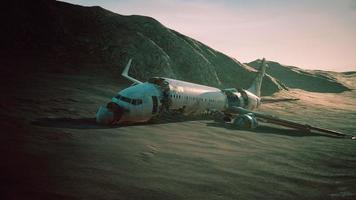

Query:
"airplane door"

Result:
[[152, 96, 158, 114]]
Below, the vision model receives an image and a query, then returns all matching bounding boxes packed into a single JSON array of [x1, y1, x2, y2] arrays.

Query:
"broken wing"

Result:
[[227, 106, 352, 138]]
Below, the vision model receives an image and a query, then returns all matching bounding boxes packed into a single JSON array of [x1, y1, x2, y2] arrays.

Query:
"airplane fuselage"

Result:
[[95, 59, 355, 139], [96, 76, 261, 124], [96, 58, 265, 125]]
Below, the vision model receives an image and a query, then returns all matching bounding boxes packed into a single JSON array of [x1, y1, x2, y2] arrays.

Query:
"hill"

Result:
[[1, 1, 356, 200], [2, 0, 285, 96], [248, 60, 351, 93]]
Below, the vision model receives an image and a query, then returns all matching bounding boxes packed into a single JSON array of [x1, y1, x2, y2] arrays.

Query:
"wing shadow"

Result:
[[32, 116, 339, 139], [31, 114, 208, 130]]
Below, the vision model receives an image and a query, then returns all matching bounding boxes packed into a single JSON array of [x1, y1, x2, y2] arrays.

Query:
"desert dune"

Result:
[[1, 1, 355, 199]]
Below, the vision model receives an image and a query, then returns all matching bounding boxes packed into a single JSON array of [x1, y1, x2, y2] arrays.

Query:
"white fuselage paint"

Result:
[[111, 82, 162, 123], [96, 59, 265, 125], [165, 78, 227, 115], [97, 77, 260, 124]]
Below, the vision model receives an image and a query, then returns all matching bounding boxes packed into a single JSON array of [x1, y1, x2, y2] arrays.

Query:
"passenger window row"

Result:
[[170, 93, 216, 103]]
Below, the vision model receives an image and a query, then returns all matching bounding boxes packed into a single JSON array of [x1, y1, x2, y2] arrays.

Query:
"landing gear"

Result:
[[223, 115, 232, 122], [231, 113, 258, 129]]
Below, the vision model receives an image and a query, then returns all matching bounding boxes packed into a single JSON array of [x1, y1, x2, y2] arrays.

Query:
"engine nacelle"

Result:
[[224, 88, 261, 111], [231, 113, 258, 129], [240, 89, 261, 110]]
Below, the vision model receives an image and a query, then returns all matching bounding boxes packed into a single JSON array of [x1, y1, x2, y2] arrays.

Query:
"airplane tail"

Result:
[[121, 58, 142, 84], [247, 58, 267, 97]]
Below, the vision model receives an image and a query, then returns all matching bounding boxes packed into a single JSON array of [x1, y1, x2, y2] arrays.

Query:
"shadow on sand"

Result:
[[31, 115, 202, 129], [31, 116, 336, 138], [32, 117, 120, 129]]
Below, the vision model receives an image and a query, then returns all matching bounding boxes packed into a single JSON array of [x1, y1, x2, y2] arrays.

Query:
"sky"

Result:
[[62, 0, 356, 71]]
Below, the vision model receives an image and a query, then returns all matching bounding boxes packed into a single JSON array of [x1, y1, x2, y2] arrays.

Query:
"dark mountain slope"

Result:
[[248, 60, 351, 93], [2, 0, 284, 96]]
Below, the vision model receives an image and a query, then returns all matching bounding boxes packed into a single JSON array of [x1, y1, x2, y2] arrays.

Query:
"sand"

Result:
[[1, 71, 355, 200]]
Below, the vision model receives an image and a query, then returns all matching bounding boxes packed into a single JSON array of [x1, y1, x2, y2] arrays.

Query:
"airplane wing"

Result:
[[260, 97, 299, 104], [227, 106, 355, 139]]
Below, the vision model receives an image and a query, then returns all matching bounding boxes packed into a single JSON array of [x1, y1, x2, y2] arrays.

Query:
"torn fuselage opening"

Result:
[[148, 77, 171, 112]]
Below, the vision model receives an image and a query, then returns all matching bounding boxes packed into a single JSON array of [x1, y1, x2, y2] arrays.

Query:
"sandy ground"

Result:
[[1, 71, 355, 200]]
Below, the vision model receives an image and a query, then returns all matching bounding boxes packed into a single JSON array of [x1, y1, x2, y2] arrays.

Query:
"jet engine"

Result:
[[223, 88, 261, 111], [238, 89, 261, 110], [231, 113, 258, 129]]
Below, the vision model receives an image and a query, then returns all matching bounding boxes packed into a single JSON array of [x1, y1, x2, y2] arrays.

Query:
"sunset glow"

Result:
[[62, 0, 356, 71]]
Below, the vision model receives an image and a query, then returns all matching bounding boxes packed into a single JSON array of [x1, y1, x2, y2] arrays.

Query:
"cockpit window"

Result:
[[131, 99, 143, 105], [115, 94, 143, 105]]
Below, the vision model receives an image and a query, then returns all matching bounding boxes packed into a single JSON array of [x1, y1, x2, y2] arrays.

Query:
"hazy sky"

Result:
[[62, 0, 356, 71]]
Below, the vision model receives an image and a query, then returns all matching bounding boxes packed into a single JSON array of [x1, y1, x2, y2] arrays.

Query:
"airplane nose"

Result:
[[96, 106, 114, 124], [96, 102, 124, 125]]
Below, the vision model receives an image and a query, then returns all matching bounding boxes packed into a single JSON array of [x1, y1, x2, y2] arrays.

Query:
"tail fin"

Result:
[[121, 58, 142, 84], [247, 58, 267, 97]]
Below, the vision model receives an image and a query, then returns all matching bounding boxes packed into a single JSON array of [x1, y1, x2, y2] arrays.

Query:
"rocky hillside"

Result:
[[2, 0, 284, 96], [248, 60, 351, 93]]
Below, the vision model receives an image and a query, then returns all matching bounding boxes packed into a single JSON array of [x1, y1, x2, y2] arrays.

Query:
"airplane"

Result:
[[96, 58, 355, 140]]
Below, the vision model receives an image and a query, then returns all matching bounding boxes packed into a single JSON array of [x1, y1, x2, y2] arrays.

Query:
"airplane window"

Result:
[[121, 96, 131, 104], [115, 94, 142, 105], [132, 99, 143, 105], [115, 94, 122, 100]]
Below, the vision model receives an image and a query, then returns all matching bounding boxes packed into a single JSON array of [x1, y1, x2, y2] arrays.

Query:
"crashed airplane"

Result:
[[96, 59, 354, 139]]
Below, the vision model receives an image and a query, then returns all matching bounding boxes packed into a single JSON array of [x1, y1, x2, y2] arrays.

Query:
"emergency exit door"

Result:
[[152, 96, 158, 114]]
